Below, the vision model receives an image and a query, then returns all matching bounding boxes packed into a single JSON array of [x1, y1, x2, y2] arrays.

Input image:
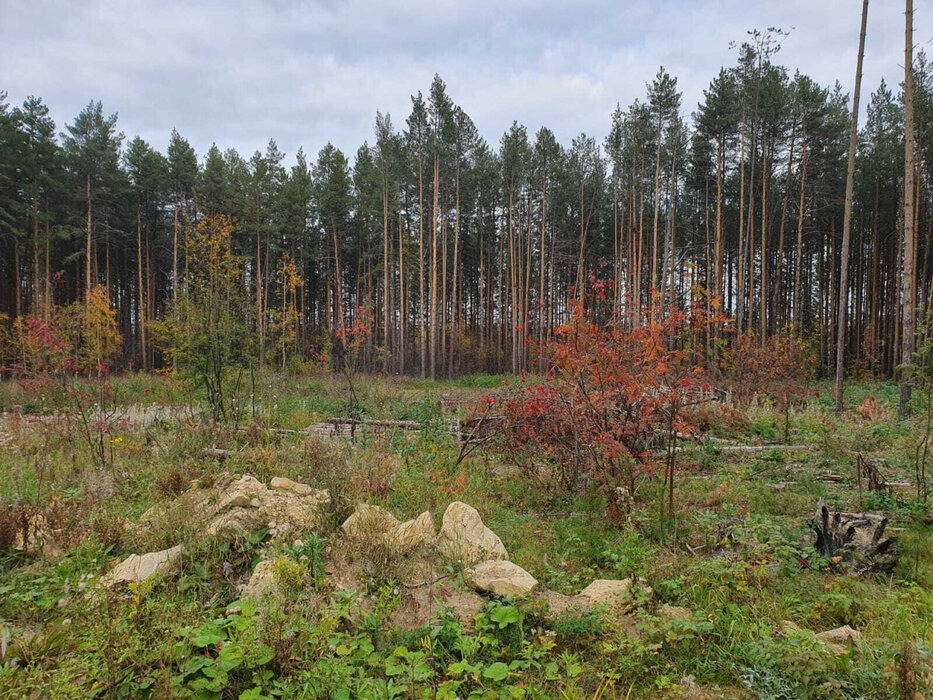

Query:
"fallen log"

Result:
[[717, 444, 817, 453], [676, 443, 818, 453], [199, 447, 235, 459]]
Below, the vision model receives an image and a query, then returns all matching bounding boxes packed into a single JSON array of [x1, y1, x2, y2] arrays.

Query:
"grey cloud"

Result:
[[0, 0, 926, 164]]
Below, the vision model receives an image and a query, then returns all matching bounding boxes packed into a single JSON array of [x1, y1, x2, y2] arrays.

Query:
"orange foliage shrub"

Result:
[[859, 395, 892, 422], [686, 403, 752, 437], [724, 331, 815, 441], [496, 300, 720, 522]]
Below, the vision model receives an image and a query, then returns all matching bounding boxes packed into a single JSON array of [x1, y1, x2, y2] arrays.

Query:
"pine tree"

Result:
[[14, 96, 60, 316], [62, 101, 123, 305], [166, 130, 197, 309]]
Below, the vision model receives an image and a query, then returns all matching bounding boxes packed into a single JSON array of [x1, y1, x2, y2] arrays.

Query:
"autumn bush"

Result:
[[685, 403, 752, 437], [0, 290, 128, 470], [495, 301, 718, 523], [333, 307, 375, 418], [167, 215, 257, 424], [154, 458, 201, 498], [3, 287, 121, 386], [0, 500, 32, 553], [859, 395, 892, 422], [723, 331, 815, 441], [9, 315, 72, 382]]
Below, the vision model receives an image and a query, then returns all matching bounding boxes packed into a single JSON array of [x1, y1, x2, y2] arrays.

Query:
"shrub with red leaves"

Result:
[[496, 299, 720, 523], [723, 331, 815, 441]]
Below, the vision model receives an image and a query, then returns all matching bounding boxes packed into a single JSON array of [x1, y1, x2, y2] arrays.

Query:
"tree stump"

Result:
[[809, 498, 897, 573]]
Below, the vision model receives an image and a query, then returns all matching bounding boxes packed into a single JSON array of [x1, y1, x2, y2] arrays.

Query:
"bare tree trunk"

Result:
[[418, 160, 426, 378], [746, 132, 757, 335], [85, 173, 93, 305], [105, 236, 110, 295], [441, 219, 447, 374], [262, 230, 270, 362], [509, 189, 519, 373], [430, 150, 439, 380], [714, 138, 725, 300], [32, 196, 40, 314], [399, 211, 406, 374], [629, 183, 637, 324], [900, 0, 916, 417], [256, 227, 263, 362], [774, 128, 796, 332], [449, 161, 460, 376], [760, 138, 770, 339], [173, 201, 181, 312], [13, 239, 21, 318], [737, 123, 747, 334], [869, 180, 880, 365], [835, 0, 869, 413], [497, 230, 504, 368], [613, 180, 620, 322], [794, 126, 809, 334], [523, 193, 533, 371], [136, 206, 147, 371], [383, 181, 391, 371], [662, 145, 677, 306], [538, 168, 548, 369], [636, 153, 646, 324], [332, 219, 344, 335], [650, 114, 663, 316], [44, 234, 51, 320], [576, 178, 587, 306], [478, 225, 485, 362], [704, 178, 711, 312]]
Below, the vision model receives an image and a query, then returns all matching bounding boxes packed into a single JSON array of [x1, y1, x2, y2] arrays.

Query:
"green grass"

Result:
[[0, 371, 931, 697]]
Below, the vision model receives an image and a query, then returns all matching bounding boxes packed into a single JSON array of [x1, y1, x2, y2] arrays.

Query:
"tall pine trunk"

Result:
[[136, 206, 147, 371], [900, 0, 916, 417], [430, 149, 439, 380], [835, 0, 868, 412], [85, 173, 93, 305], [794, 127, 809, 334]]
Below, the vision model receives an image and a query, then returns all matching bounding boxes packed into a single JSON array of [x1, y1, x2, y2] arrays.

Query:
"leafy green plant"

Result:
[[548, 608, 604, 641], [171, 600, 275, 698], [284, 534, 326, 586]]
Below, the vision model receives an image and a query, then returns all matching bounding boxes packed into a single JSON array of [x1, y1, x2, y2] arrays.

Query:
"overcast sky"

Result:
[[1, 0, 928, 166]]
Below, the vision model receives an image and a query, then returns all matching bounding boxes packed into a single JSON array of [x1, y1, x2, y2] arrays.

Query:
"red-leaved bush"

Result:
[[496, 299, 721, 523], [723, 331, 815, 441]]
